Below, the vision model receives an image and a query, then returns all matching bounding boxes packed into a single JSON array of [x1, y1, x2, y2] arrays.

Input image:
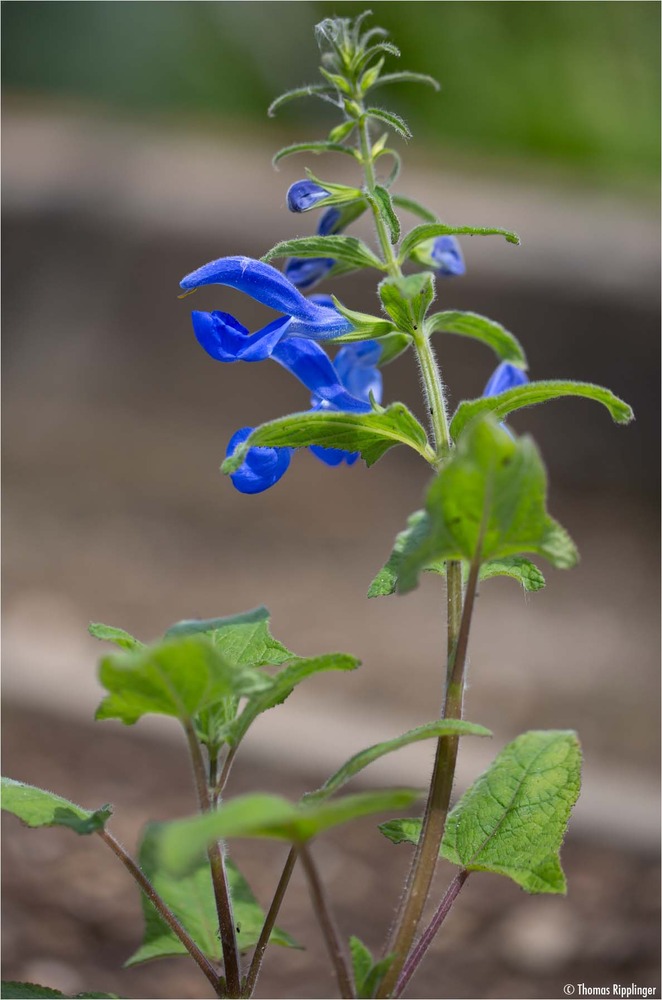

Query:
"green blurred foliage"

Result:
[[2, 1, 659, 187]]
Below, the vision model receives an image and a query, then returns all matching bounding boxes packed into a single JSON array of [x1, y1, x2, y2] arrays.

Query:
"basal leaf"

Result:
[[95, 636, 271, 727], [88, 623, 143, 651], [126, 823, 298, 966], [221, 404, 432, 471], [450, 380, 634, 440], [303, 719, 490, 803], [1, 778, 111, 835], [348, 938, 395, 999], [165, 606, 294, 667], [425, 311, 527, 367], [399, 223, 520, 262], [160, 790, 419, 876], [263, 236, 383, 271], [441, 730, 582, 893], [229, 653, 359, 747], [1, 984, 119, 999], [396, 417, 577, 592]]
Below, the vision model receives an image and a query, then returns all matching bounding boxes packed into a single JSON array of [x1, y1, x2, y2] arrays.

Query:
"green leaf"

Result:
[[1, 778, 111, 835], [263, 236, 383, 272], [95, 636, 271, 727], [425, 311, 527, 367], [327, 298, 399, 342], [229, 653, 359, 747], [0, 984, 119, 999], [399, 223, 520, 262], [372, 332, 412, 366], [126, 823, 298, 966], [368, 512, 546, 596], [159, 790, 420, 875], [221, 404, 432, 472], [165, 606, 294, 667], [272, 141, 358, 166], [303, 720, 491, 804], [364, 107, 412, 139], [450, 380, 634, 440], [362, 955, 396, 999], [396, 417, 578, 593], [391, 194, 438, 223], [378, 273, 435, 334], [359, 57, 385, 93], [370, 71, 441, 92], [372, 185, 400, 243], [328, 119, 357, 143], [442, 730, 582, 893], [538, 518, 580, 570], [88, 622, 143, 651], [348, 939, 395, 999], [268, 84, 332, 117]]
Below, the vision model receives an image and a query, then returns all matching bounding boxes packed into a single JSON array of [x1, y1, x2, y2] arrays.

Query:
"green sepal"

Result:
[[0, 984, 119, 999], [159, 789, 420, 875], [126, 823, 299, 967], [303, 719, 490, 804], [349, 938, 395, 999], [328, 119, 357, 143], [359, 56, 385, 93], [370, 71, 441, 92], [88, 623, 143, 651], [95, 635, 271, 727], [367, 511, 546, 597], [364, 107, 412, 139], [399, 223, 520, 262], [395, 416, 578, 593], [355, 42, 400, 71], [371, 185, 400, 243], [221, 404, 433, 472], [326, 298, 399, 341], [263, 235, 383, 272], [165, 605, 294, 667], [272, 141, 358, 166], [450, 379, 634, 440], [268, 84, 332, 117], [425, 311, 527, 367], [1, 777, 112, 835], [378, 273, 435, 335], [319, 66, 353, 95], [228, 653, 359, 748], [391, 194, 438, 223]]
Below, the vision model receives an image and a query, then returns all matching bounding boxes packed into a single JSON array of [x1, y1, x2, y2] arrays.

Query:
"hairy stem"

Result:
[[299, 844, 355, 999], [393, 870, 469, 998], [412, 330, 451, 459], [244, 846, 299, 997], [183, 719, 242, 998], [98, 828, 224, 997]]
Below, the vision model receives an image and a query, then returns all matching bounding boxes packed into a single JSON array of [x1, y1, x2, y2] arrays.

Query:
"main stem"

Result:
[[184, 719, 242, 998]]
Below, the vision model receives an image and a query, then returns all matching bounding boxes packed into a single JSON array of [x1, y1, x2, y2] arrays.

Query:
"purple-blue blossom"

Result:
[[285, 206, 344, 291], [483, 361, 528, 397], [431, 236, 465, 277], [225, 428, 292, 495], [287, 180, 330, 212]]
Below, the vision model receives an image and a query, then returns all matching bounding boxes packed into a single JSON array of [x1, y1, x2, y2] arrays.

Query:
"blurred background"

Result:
[[2, 3, 660, 998]]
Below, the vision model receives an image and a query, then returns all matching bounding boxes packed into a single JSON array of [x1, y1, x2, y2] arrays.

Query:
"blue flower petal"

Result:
[[310, 444, 360, 466], [226, 427, 292, 494], [335, 341, 383, 403], [483, 361, 529, 397], [272, 337, 371, 413], [318, 207, 342, 235], [284, 257, 335, 290], [287, 180, 330, 212], [432, 236, 465, 277], [192, 311, 292, 362]]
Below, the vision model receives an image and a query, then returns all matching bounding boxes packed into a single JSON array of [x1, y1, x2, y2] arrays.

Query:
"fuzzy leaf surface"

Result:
[[88, 623, 143, 651], [165, 606, 293, 667], [426, 311, 527, 367], [126, 823, 298, 966], [1, 778, 111, 835], [1, 984, 119, 999], [399, 223, 520, 262], [450, 380, 634, 439], [221, 404, 431, 471], [263, 236, 383, 271]]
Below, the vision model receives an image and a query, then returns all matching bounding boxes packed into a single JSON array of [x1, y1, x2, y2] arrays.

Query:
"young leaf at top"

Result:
[[126, 823, 298, 967], [370, 71, 441, 92], [364, 107, 412, 139], [272, 141, 359, 166], [1, 777, 111, 835], [396, 416, 578, 593], [303, 719, 491, 804], [378, 273, 435, 335], [263, 235, 384, 272], [368, 511, 546, 597], [228, 652, 360, 747], [450, 379, 634, 440], [1, 984, 119, 999], [221, 404, 433, 472], [95, 635, 272, 727], [88, 622, 143, 651], [165, 605, 294, 667], [399, 222, 520, 263], [425, 311, 527, 367], [159, 790, 419, 876]]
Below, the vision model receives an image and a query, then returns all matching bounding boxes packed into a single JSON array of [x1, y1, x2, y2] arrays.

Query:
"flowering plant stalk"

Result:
[[2, 13, 633, 1000]]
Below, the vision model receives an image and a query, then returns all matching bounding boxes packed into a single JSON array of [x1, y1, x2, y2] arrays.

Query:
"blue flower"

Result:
[[483, 361, 528, 397], [431, 236, 465, 277], [182, 257, 352, 356], [287, 180, 330, 212], [225, 427, 292, 495], [284, 207, 344, 291]]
